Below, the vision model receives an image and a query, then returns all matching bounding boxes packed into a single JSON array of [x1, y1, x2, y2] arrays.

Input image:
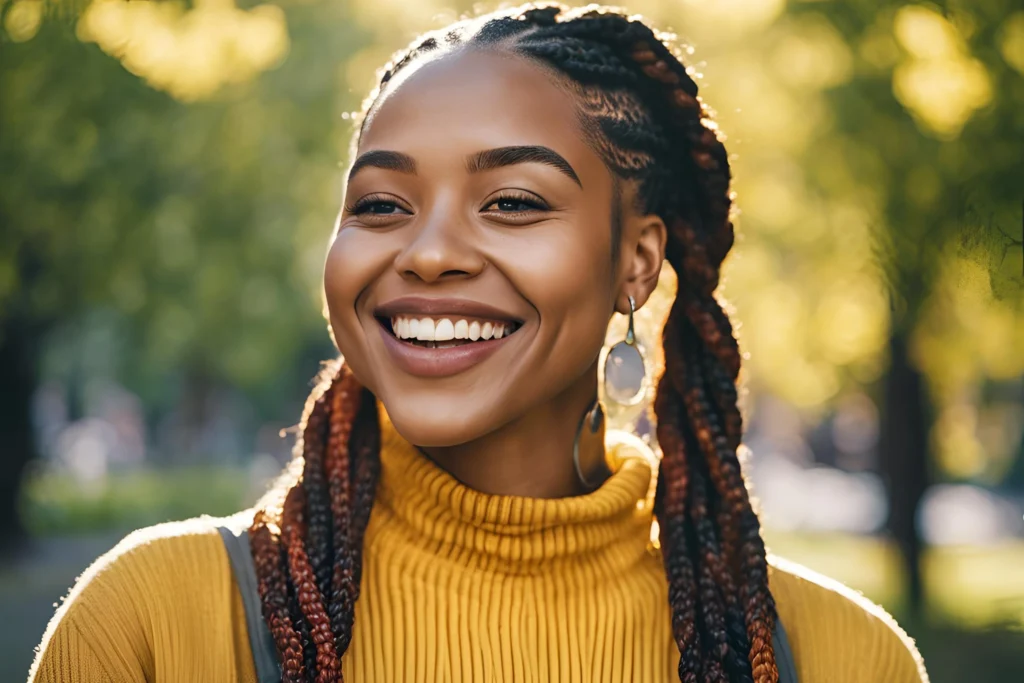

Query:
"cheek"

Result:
[[323, 229, 387, 370], [503, 224, 616, 374]]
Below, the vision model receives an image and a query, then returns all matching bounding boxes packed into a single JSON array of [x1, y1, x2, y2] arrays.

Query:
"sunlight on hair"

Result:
[[75, 0, 289, 101]]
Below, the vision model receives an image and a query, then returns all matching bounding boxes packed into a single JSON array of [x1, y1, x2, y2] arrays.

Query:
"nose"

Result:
[[392, 201, 485, 283]]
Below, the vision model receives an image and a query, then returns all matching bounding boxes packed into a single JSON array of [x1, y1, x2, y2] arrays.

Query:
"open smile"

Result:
[[373, 297, 526, 377], [380, 315, 523, 348]]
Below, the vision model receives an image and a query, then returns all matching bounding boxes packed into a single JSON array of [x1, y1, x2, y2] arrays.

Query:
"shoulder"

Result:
[[30, 510, 252, 682], [769, 554, 930, 683], [71, 509, 250, 600]]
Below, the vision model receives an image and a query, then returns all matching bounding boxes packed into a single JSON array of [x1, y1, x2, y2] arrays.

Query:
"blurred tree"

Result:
[[796, 0, 1023, 614], [0, 1, 368, 550]]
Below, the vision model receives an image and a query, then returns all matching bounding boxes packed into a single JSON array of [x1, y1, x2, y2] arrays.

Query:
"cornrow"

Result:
[[249, 4, 777, 681]]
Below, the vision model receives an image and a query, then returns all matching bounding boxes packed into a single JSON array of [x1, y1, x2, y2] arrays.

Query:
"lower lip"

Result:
[[378, 323, 516, 378]]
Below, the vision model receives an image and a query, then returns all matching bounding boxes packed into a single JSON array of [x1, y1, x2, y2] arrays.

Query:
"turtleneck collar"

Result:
[[373, 404, 659, 578]]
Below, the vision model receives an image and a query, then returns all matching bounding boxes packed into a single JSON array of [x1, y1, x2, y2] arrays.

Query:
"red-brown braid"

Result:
[[281, 485, 341, 683], [323, 371, 360, 652], [249, 361, 380, 682], [654, 374, 702, 683], [251, 508, 307, 682]]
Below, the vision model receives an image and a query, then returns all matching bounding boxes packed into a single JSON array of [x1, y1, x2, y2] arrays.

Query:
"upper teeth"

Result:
[[391, 316, 513, 341]]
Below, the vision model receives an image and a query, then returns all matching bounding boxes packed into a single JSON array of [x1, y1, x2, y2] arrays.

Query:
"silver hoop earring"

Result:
[[603, 295, 647, 406], [572, 398, 605, 490]]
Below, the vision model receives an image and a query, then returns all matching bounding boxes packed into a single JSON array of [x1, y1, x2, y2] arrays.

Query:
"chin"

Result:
[[381, 396, 504, 448]]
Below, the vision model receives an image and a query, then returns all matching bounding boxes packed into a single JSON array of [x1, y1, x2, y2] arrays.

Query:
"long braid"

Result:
[[653, 374, 702, 683], [249, 361, 382, 682], [322, 369, 362, 654], [303, 377, 335, 607], [281, 484, 341, 683], [251, 508, 307, 682], [249, 4, 776, 681]]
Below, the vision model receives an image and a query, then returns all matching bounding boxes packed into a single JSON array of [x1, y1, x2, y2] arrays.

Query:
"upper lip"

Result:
[[373, 296, 524, 324]]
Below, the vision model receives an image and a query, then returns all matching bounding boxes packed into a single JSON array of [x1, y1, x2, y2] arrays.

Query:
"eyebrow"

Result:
[[347, 145, 583, 188], [467, 146, 582, 187], [348, 150, 417, 181]]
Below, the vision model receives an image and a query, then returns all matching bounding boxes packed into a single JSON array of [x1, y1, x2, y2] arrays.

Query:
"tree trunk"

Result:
[[0, 317, 41, 556], [879, 331, 931, 615]]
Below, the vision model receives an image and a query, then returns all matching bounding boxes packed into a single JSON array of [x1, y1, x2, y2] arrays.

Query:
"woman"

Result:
[[30, 4, 929, 682]]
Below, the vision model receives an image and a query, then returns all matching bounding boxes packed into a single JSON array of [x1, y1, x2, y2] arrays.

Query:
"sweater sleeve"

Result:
[[27, 528, 158, 683], [29, 618, 141, 683], [769, 555, 930, 683], [27, 514, 243, 683]]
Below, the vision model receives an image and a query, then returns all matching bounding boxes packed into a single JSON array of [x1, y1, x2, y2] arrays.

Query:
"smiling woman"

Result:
[[29, 4, 928, 683]]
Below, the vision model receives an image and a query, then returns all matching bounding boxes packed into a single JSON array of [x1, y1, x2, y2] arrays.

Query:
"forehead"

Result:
[[358, 48, 593, 163]]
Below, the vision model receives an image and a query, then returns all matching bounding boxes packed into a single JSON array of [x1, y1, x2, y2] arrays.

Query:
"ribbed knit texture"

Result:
[[29, 415, 929, 683]]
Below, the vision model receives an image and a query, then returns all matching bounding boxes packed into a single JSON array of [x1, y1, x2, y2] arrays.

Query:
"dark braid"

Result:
[[249, 361, 381, 682], [249, 4, 777, 681]]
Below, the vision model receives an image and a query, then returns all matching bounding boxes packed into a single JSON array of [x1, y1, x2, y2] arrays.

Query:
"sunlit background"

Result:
[[1, 0, 1022, 679]]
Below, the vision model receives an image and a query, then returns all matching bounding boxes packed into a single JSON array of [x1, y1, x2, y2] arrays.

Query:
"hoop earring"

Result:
[[603, 295, 647, 406], [572, 398, 606, 490]]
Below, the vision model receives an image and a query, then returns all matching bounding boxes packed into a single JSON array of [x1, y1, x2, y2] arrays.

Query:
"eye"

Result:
[[482, 191, 549, 214], [364, 202, 403, 215], [347, 194, 412, 217], [493, 198, 537, 212]]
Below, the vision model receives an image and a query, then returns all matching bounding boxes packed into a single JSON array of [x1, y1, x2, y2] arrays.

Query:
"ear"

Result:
[[617, 212, 667, 314]]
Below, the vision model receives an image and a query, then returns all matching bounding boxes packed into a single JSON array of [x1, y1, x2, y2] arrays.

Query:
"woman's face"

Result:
[[324, 48, 655, 447]]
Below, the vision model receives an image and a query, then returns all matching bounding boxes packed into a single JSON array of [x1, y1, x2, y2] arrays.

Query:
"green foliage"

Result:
[[0, 2, 370, 405], [19, 465, 253, 535], [810, 0, 1024, 325]]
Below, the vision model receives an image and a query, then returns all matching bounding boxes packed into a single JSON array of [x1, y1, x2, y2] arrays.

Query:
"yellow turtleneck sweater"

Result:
[[29, 415, 928, 682]]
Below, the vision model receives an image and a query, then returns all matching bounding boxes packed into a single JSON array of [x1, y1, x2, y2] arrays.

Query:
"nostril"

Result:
[[401, 268, 475, 283]]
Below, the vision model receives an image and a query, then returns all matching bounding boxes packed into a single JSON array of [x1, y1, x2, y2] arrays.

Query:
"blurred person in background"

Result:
[[28, 4, 929, 682]]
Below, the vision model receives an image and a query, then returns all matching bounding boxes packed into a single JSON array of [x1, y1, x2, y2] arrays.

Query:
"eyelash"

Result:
[[482, 190, 549, 214], [346, 191, 550, 218], [346, 193, 408, 216]]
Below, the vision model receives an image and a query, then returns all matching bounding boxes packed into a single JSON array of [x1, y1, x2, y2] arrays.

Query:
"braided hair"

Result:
[[249, 4, 778, 682]]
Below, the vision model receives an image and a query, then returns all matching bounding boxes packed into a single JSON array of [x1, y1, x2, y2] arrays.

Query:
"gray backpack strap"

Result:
[[216, 525, 282, 683], [773, 616, 799, 683]]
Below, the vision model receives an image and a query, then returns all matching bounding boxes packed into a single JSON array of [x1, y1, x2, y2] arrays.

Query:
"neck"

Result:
[[420, 362, 610, 498]]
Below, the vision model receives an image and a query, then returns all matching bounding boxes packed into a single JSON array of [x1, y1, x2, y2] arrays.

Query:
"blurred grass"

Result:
[[766, 530, 1024, 679], [19, 466, 253, 536], [911, 621, 1024, 682], [764, 529, 1024, 629]]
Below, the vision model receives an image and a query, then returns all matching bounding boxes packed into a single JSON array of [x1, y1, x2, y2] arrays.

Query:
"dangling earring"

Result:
[[603, 295, 647, 406], [572, 398, 606, 491]]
